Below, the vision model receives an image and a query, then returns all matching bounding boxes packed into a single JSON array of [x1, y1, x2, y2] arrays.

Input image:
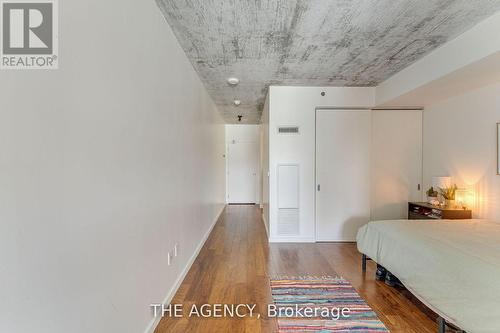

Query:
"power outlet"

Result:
[[173, 243, 178, 257], [167, 251, 172, 266]]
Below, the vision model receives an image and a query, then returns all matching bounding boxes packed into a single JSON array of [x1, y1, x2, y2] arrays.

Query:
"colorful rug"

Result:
[[270, 277, 389, 332]]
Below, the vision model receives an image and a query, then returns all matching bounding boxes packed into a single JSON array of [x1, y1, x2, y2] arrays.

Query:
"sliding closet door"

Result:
[[371, 110, 423, 220], [315, 110, 371, 241]]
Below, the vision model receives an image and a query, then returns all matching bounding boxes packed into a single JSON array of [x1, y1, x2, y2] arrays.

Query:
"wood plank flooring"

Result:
[[154, 205, 437, 333]]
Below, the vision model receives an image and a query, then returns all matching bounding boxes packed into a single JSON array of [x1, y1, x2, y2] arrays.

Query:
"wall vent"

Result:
[[278, 126, 299, 134], [277, 209, 300, 235]]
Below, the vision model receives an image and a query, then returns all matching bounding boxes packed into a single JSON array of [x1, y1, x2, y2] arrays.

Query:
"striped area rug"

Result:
[[270, 277, 389, 332]]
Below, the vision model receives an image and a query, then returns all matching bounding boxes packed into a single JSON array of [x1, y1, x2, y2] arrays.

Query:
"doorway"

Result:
[[226, 125, 260, 204]]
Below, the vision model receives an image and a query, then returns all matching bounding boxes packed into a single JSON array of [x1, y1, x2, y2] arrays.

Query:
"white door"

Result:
[[227, 142, 258, 204], [316, 110, 371, 241], [371, 110, 423, 220]]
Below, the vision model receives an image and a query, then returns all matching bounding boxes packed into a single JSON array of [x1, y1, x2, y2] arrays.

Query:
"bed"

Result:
[[356, 219, 500, 333]]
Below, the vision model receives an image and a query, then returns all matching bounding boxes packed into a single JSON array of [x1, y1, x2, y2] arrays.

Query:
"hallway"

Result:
[[154, 205, 437, 333]]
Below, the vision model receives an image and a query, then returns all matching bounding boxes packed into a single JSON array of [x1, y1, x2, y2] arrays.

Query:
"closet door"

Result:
[[371, 110, 423, 220], [315, 110, 371, 241]]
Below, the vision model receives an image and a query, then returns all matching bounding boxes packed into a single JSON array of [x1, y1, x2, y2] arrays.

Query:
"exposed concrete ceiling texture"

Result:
[[156, 0, 500, 124]]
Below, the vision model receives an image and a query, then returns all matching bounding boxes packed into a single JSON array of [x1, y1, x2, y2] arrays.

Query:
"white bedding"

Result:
[[356, 219, 500, 333]]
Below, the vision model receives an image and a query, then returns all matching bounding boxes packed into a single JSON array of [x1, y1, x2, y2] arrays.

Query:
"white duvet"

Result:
[[356, 219, 500, 333]]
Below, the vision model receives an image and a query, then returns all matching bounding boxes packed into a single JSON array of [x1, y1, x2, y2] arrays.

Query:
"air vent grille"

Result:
[[278, 126, 299, 134], [277, 209, 300, 235]]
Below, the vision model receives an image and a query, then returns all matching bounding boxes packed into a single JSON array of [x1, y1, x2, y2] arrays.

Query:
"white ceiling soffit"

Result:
[[156, 0, 500, 124]]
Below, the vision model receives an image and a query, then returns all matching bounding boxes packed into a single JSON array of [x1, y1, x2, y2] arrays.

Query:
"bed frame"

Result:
[[361, 254, 466, 333]]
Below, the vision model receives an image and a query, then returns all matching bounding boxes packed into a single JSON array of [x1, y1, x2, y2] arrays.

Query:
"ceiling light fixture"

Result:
[[227, 77, 239, 86], [233, 100, 241, 106]]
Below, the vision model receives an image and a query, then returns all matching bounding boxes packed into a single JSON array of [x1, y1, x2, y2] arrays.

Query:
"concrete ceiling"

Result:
[[156, 0, 500, 124]]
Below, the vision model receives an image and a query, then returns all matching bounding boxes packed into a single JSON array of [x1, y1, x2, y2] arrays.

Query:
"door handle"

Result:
[[317, 184, 321, 191]]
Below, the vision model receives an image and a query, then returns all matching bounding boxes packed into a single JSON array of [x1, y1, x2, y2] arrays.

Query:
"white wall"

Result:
[[267, 83, 500, 243], [268, 87, 375, 242], [371, 110, 423, 220], [0, 0, 225, 332], [225, 124, 260, 144], [423, 82, 500, 221], [261, 95, 270, 235]]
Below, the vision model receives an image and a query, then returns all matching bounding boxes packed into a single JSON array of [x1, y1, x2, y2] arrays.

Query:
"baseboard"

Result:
[[143, 204, 225, 333], [269, 236, 315, 243]]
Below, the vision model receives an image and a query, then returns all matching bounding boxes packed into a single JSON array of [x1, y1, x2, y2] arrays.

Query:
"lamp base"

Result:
[[444, 199, 456, 208]]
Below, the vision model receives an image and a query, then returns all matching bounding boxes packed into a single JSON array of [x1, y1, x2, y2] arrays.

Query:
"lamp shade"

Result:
[[432, 176, 451, 189]]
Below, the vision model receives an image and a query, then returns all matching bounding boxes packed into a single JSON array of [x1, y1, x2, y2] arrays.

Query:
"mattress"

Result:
[[356, 219, 500, 333]]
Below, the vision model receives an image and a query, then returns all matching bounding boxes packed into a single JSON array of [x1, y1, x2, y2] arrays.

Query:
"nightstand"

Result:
[[408, 202, 472, 220]]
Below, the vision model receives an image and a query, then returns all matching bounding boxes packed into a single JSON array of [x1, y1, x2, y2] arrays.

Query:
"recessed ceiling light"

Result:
[[233, 100, 241, 106], [227, 77, 239, 86]]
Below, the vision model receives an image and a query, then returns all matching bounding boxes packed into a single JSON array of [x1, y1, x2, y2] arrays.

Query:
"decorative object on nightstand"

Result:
[[426, 186, 439, 205], [439, 184, 458, 208], [408, 202, 472, 220], [432, 176, 451, 205]]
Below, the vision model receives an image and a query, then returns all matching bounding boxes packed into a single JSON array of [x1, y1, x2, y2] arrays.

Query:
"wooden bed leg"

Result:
[[437, 317, 446, 333], [362, 254, 367, 272]]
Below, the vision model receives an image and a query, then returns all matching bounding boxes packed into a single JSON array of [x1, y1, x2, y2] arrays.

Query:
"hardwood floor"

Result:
[[154, 205, 437, 333]]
